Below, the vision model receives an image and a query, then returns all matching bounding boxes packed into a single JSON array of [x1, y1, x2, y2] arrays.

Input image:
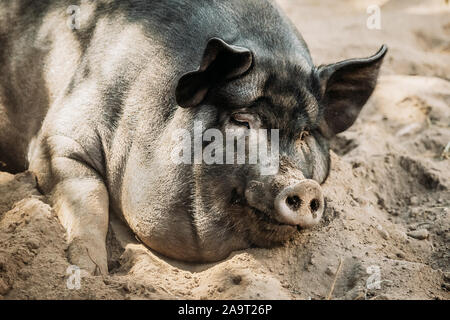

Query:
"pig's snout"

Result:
[[274, 180, 324, 228]]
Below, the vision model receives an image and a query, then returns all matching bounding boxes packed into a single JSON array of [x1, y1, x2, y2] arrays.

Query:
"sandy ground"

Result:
[[0, 0, 449, 300]]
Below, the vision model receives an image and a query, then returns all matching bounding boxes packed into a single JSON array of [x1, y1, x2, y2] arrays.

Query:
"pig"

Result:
[[0, 0, 387, 274]]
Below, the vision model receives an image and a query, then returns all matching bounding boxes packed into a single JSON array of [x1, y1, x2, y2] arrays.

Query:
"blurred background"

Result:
[[276, 0, 449, 78]]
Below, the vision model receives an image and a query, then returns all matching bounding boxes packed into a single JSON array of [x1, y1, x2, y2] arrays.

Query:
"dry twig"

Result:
[[326, 257, 343, 300]]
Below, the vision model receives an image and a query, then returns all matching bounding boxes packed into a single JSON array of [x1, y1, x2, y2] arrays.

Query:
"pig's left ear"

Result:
[[175, 38, 253, 108], [316, 45, 387, 136]]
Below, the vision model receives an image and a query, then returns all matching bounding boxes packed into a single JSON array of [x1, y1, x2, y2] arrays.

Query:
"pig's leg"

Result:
[[30, 136, 109, 275], [53, 174, 109, 275]]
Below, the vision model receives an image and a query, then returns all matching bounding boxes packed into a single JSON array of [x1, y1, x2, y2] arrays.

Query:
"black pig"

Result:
[[0, 0, 386, 274]]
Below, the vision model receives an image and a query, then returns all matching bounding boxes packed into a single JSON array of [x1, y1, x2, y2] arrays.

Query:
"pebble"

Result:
[[376, 225, 389, 240], [407, 229, 429, 240], [409, 207, 421, 217], [410, 196, 419, 205], [325, 266, 336, 276], [232, 275, 242, 285], [26, 238, 40, 250], [389, 209, 399, 216], [146, 285, 156, 293]]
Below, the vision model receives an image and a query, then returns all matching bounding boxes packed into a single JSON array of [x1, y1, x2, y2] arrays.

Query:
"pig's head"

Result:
[[124, 37, 387, 263], [173, 38, 386, 259]]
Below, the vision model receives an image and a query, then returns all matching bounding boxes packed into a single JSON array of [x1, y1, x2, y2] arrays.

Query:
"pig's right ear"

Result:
[[175, 38, 253, 108]]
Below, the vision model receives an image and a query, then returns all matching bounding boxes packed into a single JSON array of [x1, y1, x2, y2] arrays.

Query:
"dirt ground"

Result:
[[0, 0, 449, 300]]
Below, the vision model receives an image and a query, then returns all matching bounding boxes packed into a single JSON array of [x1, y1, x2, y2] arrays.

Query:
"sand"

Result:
[[0, 0, 449, 300]]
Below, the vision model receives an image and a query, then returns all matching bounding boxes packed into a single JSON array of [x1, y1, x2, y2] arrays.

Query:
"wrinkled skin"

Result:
[[0, 0, 386, 274]]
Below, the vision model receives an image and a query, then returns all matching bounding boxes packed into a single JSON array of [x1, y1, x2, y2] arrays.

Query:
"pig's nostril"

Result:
[[310, 199, 320, 212], [286, 195, 302, 211]]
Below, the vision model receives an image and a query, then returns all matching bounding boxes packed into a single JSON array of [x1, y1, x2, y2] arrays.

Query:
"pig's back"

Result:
[[0, 0, 62, 171], [0, 0, 306, 172]]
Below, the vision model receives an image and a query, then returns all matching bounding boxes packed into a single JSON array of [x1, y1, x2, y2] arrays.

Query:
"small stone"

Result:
[[231, 275, 242, 285], [410, 196, 419, 205], [325, 266, 336, 276], [396, 251, 405, 259], [409, 207, 421, 217], [407, 229, 429, 240], [26, 238, 40, 250], [389, 209, 399, 216], [376, 225, 389, 240]]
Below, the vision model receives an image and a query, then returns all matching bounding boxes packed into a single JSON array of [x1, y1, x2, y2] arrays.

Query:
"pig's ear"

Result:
[[316, 45, 387, 135], [175, 38, 253, 108]]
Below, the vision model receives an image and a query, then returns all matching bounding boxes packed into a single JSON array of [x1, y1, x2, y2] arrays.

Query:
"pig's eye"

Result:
[[230, 113, 251, 129]]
